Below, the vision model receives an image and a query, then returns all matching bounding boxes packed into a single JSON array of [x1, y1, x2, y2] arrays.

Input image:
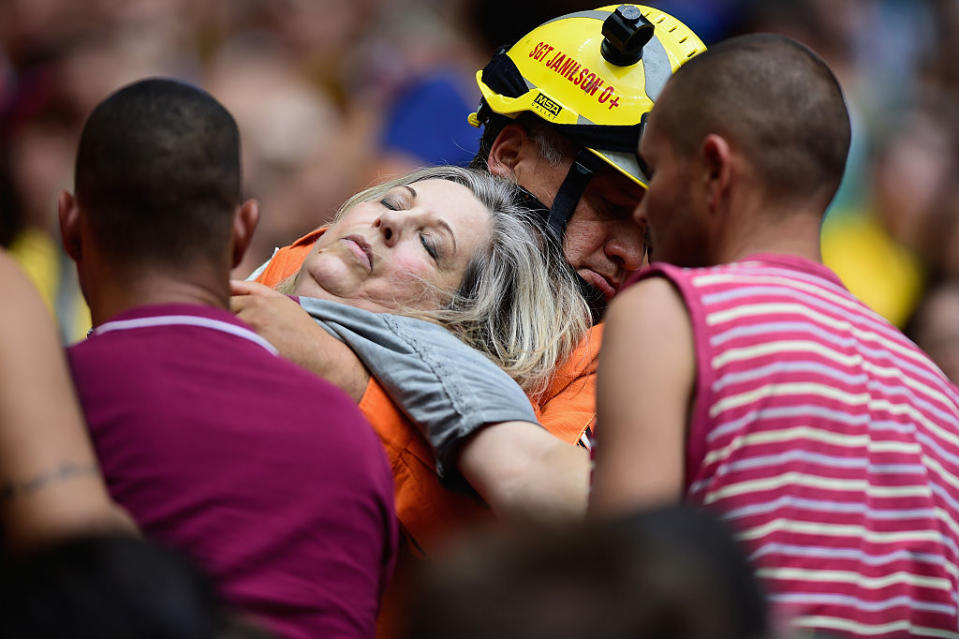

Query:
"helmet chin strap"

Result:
[[545, 148, 595, 242], [545, 148, 609, 324]]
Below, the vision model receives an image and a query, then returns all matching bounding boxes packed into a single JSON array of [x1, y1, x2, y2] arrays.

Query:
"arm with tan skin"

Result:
[[0, 252, 135, 549], [459, 420, 590, 523], [230, 280, 371, 402], [231, 280, 591, 523], [458, 328, 602, 524], [589, 276, 696, 517]]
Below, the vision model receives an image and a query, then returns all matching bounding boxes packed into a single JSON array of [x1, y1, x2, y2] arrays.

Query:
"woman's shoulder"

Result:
[[252, 227, 327, 287]]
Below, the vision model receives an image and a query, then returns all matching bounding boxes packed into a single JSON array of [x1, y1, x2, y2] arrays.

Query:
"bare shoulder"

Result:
[[600, 274, 695, 400], [601, 273, 694, 394], [0, 251, 37, 299], [0, 252, 59, 348], [605, 275, 691, 339]]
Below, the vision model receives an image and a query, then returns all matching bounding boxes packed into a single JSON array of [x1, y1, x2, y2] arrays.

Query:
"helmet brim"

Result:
[[587, 147, 648, 189]]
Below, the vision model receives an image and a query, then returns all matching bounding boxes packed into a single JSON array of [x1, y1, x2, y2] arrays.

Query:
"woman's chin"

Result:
[[294, 263, 352, 299]]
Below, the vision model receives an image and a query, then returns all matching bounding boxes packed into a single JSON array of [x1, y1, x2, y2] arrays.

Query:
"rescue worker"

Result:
[[469, 4, 705, 322]]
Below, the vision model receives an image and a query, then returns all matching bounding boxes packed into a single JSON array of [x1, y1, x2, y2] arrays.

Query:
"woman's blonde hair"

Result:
[[335, 166, 590, 399]]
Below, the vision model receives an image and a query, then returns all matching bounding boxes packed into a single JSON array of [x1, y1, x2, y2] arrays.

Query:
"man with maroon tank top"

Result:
[[591, 35, 959, 638], [59, 78, 397, 639]]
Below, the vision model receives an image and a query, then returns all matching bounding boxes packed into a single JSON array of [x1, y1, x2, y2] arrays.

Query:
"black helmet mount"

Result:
[[601, 5, 655, 66]]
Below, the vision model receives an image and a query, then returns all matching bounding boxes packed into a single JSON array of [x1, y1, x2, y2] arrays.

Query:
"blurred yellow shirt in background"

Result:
[[8, 227, 91, 343], [822, 210, 924, 328]]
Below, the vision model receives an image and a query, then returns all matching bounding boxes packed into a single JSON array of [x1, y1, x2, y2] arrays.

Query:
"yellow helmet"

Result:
[[469, 4, 706, 188]]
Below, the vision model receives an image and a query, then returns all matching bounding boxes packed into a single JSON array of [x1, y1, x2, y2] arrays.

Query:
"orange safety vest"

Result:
[[254, 228, 601, 635]]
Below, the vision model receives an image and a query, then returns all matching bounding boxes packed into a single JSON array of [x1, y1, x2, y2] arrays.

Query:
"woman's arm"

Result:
[[232, 283, 590, 523], [0, 251, 134, 549], [299, 305, 591, 523], [230, 280, 371, 401], [458, 421, 589, 523]]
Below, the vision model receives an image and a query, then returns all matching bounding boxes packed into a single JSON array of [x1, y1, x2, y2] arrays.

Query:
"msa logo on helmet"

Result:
[[532, 92, 562, 119]]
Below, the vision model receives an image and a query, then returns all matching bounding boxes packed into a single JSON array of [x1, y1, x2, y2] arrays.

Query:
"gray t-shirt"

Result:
[[297, 297, 539, 477]]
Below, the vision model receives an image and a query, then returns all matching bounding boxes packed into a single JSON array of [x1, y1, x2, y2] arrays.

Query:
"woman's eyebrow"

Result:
[[403, 185, 417, 199], [437, 220, 457, 255]]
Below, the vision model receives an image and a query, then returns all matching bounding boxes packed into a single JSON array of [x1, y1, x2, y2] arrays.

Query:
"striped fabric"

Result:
[[642, 254, 959, 638]]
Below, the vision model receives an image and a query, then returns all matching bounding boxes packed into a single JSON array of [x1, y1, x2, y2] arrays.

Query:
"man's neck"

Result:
[[86, 270, 230, 327], [713, 197, 824, 266]]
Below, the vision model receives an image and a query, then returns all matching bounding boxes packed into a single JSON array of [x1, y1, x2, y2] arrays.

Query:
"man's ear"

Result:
[[487, 123, 530, 178], [231, 199, 260, 269], [58, 190, 82, 262], [700, 133, 733, 214]]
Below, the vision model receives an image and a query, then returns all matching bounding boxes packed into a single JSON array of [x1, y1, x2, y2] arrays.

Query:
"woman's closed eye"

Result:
[[420, 233, 439, 260], [380, 197, 403, 211], [381, 185, 415, 211]]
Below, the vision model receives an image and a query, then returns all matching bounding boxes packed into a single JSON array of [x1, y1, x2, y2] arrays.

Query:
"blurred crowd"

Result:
[[0, 0, 595, 339], [2, 0, 959, 379]]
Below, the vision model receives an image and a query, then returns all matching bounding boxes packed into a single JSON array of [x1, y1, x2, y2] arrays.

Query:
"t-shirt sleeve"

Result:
[[297, 298, 539, 477]]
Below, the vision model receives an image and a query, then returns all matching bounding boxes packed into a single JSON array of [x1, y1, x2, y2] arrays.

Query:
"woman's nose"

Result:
[[376, 206, 430, 246], [375, 210, 405, 247]]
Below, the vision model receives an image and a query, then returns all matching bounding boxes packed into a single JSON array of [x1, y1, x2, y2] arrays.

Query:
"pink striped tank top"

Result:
[[639, 254, 959, 638]]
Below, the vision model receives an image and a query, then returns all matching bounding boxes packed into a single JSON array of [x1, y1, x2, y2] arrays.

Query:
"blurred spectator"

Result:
[[347, 0, 492, 181], [0, 535, 270, 639], [260, 0, 382, 90], [358, 0, 600, 181], [822, 98, 958, 326], [1, 17, 195, 341], [405, 507, 767, 639], [0, 153, 22, 249], [0, 0, 954, 365], [722, 0, 957, 327], [907, 280, 959, 385], [2, 63, 87, 337], [915, 155, 959, 284], [206, 38, 356, 277]]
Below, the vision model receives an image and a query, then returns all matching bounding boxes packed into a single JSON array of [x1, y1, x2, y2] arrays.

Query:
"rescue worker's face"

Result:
[[491, 132, 646, 300], [561, 166, 647, 299], [293, 179, 493, 313]]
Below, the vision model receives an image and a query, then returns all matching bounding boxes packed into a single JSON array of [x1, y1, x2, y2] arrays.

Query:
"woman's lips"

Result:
[[342, 235, 372, 271]]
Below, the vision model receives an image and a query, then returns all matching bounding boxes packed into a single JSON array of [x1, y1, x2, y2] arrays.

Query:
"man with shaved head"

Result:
[[591, 34, 959, 637], [60, 78, 396, 639]]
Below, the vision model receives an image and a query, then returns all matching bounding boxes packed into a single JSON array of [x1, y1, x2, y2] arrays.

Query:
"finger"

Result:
[[230, 280, 252, 295], [230, 279, 278, 297], [229, 295, 251, 314]]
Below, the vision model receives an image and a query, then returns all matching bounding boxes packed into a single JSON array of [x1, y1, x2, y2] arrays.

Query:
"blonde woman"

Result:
[[233, 166, 593, 533]]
